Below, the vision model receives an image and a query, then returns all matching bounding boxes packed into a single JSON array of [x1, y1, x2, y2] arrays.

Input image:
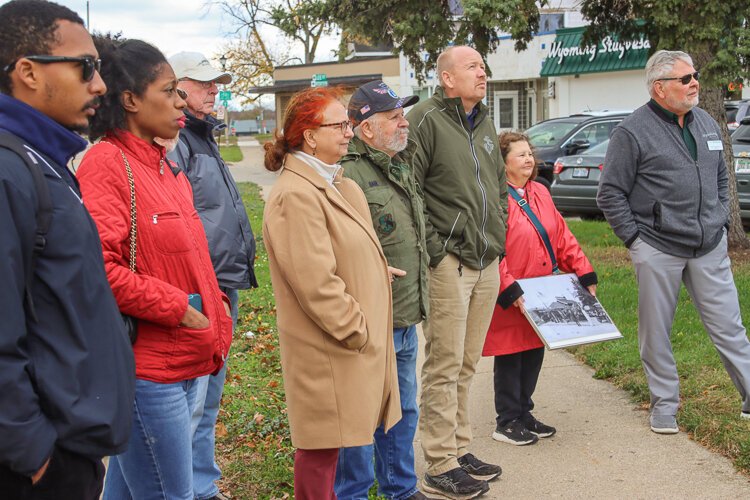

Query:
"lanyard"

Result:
[[508, 187, 559, 273]]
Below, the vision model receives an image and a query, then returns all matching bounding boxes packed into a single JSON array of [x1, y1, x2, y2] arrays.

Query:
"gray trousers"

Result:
[[629, 234, 750, 416]]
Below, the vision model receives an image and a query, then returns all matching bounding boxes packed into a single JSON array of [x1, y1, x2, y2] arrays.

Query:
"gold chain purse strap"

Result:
[[101, 141, 136, 271], [119, 149, 137, 272]]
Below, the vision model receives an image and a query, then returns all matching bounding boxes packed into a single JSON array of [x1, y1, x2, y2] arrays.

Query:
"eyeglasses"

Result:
[[3, 55, 102, 82], [319, 120, 352, 133], [656, 71, 700, 85]]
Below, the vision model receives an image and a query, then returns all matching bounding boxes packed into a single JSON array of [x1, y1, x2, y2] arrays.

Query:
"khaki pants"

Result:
[[419, 253, 500, 475]]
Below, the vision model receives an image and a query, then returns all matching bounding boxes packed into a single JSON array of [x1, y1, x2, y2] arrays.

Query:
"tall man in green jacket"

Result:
[[334, 81, 429, 500], [407, 45, 507, 499]]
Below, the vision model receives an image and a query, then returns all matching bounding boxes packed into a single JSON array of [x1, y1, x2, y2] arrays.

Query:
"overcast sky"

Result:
[[2, 0, 338, 66]]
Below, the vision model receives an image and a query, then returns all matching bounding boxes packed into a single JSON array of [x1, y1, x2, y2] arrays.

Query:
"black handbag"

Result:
[[116, 146, 139, 345]]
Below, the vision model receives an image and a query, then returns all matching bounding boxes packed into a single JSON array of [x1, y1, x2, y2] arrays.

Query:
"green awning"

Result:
[[540, 27, 651, 77]]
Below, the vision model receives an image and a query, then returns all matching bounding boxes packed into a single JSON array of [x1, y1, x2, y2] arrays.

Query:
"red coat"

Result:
[[483, 181, 596, 356], [77, 131, 232, 383]]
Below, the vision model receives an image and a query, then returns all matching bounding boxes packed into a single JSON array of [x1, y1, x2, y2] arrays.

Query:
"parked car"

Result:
[[550, 139, 609, 217], [733, 116, 750, 225], [549, 116, 750, 223], [726, 100, 750, 134], [525, 111, 630, 188]]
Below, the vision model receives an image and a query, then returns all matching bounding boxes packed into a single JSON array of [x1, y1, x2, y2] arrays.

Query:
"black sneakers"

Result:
[[492, 418, 539, 445], [422, 467, 489, 499], [523, 414, 556, 438], [457, 453, 502, 481]]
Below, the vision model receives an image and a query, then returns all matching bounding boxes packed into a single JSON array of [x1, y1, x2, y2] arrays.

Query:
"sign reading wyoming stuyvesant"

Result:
[[540, 26, 652, 77]]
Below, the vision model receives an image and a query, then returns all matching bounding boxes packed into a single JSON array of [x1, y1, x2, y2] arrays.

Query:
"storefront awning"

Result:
[[540, 26, 651, 77]]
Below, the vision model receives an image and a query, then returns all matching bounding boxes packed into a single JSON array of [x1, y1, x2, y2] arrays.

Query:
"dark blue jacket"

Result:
[[168, 112, 258, 289], [0, 94, 135, 476]]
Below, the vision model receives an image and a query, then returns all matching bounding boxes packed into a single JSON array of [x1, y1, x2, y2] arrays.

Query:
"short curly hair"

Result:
[[87, 35, 167, 141], [499, 130, 538, 180], [0, 0, 84, 94]]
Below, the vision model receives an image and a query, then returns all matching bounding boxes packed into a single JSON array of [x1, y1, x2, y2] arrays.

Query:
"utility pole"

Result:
[[86, 1, 90, 29], [219, 54, 229, 146]]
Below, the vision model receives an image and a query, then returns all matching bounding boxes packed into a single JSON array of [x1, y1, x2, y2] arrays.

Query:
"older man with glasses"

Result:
[[334, 80, 428, 500], [168, 51, 258, 500], [598, 49, 750, 435]]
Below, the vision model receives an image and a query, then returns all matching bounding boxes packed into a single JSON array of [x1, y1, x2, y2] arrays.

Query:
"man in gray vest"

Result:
[[168, 51, 258, 500], [598, 49, 750, 434], [334, 80, 428, 500]]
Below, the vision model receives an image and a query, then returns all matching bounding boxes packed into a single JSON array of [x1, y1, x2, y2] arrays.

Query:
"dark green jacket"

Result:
[[341, 137, 429, 327], [406, 86, 507, 270]]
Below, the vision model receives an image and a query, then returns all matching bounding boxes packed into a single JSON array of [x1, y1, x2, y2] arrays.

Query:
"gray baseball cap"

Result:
[[168, 51, 232, 84]]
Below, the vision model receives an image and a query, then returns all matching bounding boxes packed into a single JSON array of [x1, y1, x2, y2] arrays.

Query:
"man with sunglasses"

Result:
[[0, 0, 135, 498], [167, 51, 258, 500], [598, 50, 750, 435]]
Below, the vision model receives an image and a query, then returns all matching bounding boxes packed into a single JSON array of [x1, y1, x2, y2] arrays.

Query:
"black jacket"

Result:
[[169, 113, 258, 289], [0, 94, 135, 476]]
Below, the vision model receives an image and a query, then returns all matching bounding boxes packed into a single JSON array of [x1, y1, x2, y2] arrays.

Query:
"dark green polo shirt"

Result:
[[649, 98, 697, 160]]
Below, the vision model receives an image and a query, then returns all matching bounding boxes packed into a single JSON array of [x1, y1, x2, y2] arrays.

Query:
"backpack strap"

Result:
[[508, 185, 559, 273], [0, 133, 52, 321]]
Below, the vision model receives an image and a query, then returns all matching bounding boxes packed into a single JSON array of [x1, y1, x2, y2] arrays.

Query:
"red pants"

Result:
[[294, 448, 339, 500]]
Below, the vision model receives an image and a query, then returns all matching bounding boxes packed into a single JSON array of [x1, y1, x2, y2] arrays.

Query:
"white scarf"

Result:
[[291, 151, 342, 191]]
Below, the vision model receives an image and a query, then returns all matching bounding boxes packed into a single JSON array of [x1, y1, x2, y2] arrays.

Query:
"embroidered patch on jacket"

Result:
[[377, 213, 396, 235], [483, 136, 495, 155]]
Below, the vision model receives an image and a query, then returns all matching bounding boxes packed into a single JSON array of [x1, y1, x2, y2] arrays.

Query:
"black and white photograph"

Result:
[[517, 273, 622, 349]]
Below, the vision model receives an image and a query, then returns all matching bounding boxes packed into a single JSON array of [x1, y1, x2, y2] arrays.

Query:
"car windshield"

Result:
[[727, 107, 739, 123], [733, 124, 750, 144], [526, 120, 580, 147], [583, 139, 610, 155]]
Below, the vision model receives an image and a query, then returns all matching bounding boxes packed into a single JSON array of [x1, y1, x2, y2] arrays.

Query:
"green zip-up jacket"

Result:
[[406, 86, 507, 270], [341, 136, 429, 327]]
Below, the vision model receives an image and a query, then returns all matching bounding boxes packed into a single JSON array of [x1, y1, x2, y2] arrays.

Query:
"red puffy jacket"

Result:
[[483, 181, 596, 356], [77, 131, 232, 383]]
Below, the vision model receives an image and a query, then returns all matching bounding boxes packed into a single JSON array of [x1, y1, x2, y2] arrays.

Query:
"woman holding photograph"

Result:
[[484, 131, 597, 446], [262, 86, 401, 499]]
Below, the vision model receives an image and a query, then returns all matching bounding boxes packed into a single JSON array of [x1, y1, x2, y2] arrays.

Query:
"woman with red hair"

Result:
[[262, 87, 401, 499]]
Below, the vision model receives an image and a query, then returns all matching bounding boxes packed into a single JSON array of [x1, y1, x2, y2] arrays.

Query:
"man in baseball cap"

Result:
[[167, 51, 257, 500], [348, 80, 419, 125], [334, 81, 428, 500]]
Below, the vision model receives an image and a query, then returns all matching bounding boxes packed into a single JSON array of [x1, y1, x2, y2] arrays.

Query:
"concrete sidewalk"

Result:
[[234, 143, 750, 498], [420, 349, 750, 498]]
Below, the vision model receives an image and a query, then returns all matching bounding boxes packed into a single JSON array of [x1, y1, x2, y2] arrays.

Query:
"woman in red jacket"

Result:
[[76, 36, 232, 499], [485, 131, 597, 446]]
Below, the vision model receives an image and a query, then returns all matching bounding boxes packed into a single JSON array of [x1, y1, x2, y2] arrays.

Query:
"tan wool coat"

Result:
[[262, 154, 401, 449]]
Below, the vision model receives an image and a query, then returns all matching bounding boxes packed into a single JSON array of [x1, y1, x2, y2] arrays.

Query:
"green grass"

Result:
[[219, 145, 243, 163], [566, 219, 750, 469], [217, 200, 750, 497], [216, 183, 293, 499], [254, 133, 273, 143]]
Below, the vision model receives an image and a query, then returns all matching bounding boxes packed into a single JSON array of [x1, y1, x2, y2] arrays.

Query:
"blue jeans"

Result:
[[103, 378, 202, 500], [334, 325, 420, 500], [192, 287, 239, 499]]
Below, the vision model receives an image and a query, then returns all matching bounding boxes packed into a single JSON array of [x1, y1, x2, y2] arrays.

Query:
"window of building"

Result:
[[539, 13, 565, 34]]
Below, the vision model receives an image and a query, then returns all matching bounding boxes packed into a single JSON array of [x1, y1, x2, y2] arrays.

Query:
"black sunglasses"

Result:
[[656, 71, 700, 85], [3, 55, 102, 82]]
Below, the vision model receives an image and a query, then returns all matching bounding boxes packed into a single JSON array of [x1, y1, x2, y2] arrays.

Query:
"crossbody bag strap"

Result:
[[508, 186, 558, 273], [102, 141, 136, 272]]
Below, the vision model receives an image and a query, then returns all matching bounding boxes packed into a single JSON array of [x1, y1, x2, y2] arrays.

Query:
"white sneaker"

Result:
[[650, 414, 678, 434]]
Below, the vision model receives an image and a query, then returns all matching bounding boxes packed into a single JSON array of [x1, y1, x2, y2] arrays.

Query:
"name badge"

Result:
[[707, 140, 723, 151]]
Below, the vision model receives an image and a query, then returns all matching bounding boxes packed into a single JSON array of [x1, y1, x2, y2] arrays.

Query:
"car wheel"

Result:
[[535, 176, 552, 191]]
